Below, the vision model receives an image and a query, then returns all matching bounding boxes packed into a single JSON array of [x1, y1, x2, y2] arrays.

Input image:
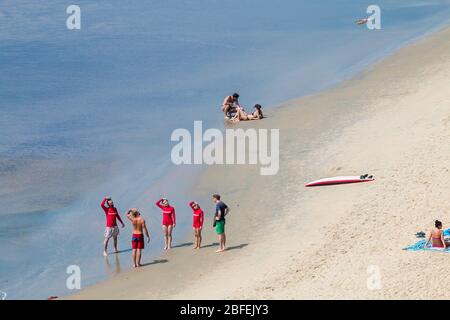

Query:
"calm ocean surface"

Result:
[[1, 0, 449, 299]]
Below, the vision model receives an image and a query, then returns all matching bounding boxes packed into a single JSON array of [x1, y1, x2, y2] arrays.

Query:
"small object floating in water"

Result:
[[305, 174, 375, 187], [47, 296, 58, 300]]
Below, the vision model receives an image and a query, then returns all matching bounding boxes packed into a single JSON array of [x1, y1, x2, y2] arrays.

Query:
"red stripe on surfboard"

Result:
[[305, 179, 374, 187]]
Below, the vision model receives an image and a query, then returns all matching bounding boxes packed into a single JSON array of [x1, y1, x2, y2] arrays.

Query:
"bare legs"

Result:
[[168, 225, 173, 249], [163, 225, 173, 250], [232, 108, 247, 122], [113, 236, 118, 253], [103, 238, 109, 256], [216, 233, 226, 253], [132, 249, 142, 268], [222, 104, 231, 115], [222, 233, 226, 251], [193, 228, 202, 249], [231, 107, 252, 123], [103, 236, 119, 256]]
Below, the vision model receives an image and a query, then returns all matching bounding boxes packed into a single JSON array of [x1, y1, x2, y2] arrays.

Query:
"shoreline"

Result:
[[69, 25, 450, 300]]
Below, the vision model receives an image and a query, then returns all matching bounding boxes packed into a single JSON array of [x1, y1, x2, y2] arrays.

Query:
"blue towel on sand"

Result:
[[404, 229, 450, 252], [403, 239, 450, 253]]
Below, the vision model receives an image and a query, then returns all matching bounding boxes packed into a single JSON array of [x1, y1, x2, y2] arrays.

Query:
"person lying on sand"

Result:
[[425, 220, 446, 249], [222, 93, 240, 118], [126, 208, 150, 268], [231, 104, 264, 122], [100, 196, 125, 256]]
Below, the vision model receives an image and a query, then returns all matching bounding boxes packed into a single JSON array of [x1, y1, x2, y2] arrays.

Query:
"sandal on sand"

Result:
[[415, 231, 426, 238]]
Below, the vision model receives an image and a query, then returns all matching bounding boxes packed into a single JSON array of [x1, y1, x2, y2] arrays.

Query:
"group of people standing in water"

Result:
[[100, 194, 229, 268]]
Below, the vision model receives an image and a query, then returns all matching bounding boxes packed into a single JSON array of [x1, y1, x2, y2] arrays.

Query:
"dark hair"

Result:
[[232, 93, 239, 99], [254, 104, 264, 118], [212, 194, 221, 201], [435, 220, 442, 228]]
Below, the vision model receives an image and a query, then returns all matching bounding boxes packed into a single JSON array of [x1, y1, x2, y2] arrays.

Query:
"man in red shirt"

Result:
[[101, 196, 125, 256]]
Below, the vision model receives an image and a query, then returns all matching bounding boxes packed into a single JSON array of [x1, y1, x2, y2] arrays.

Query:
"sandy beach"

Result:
[[70, 25, 450, 300]]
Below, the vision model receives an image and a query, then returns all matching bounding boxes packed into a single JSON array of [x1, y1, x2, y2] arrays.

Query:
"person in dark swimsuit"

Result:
[[426, 220, 446, 248]]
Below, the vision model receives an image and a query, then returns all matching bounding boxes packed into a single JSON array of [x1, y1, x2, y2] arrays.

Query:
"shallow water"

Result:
[[1, 0, 450, 299]]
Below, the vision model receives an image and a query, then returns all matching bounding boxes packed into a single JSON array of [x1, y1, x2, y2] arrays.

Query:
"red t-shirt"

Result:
[[156, 199, 176, 225], [101, 198, 124, 227], [189, 202, 204, 227]]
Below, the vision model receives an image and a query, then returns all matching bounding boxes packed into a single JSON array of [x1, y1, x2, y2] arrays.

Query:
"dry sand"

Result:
[[70, 26, 450, 300]]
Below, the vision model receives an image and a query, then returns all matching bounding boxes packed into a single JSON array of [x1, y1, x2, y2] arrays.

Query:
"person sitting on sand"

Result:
[[100, 196, 125, 256], [126, 208, 150, 268], [155, 198, 176, 250], [425, 220, 446, 249], [212, 194, 229, 253], [231, 104, 264, 122], [222, 93, 240, 118], [189, 201, 204, 249], [249, 104, 264, 120]]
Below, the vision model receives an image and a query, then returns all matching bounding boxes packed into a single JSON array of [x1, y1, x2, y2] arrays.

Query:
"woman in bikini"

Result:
[[232, 104, 264, 122], [425, 220, 446, 248], [249, 104, 264, 120]]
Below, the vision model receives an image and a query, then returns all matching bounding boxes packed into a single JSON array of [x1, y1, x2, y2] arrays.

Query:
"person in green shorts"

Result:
[[212, 194, 229, 253]]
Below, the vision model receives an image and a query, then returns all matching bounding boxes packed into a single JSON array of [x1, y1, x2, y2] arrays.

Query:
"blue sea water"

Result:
[[1, 0, 450, 299]]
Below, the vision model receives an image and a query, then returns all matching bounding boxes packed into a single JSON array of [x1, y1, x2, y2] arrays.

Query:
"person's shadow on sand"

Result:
[[226, 243, 249, 251], [202, 243, 249, 251], [114, 248, 133, 254], [140, 259, 169, 267], [172, 242, 194, 248], [202, 242, 220, 248]]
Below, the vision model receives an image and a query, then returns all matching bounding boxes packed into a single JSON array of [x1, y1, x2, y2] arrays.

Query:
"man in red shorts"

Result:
[[126, 208, 150, 268]]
